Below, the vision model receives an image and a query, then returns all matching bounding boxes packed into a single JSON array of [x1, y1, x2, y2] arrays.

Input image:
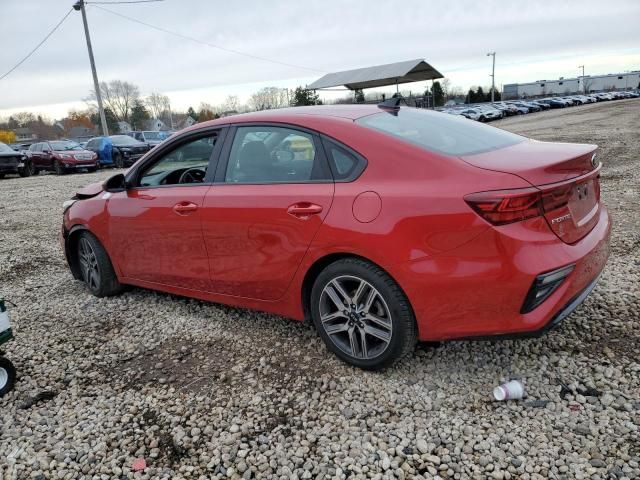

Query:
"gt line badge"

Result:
[[551, 213, 572, 224]]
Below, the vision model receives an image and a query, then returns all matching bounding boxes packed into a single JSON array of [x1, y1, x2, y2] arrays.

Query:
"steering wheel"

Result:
[[178, 167, 206, 184]]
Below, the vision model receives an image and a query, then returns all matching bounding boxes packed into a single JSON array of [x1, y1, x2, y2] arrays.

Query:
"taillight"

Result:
[[465, 181, 588, 226], [464, 187, 542, 226]]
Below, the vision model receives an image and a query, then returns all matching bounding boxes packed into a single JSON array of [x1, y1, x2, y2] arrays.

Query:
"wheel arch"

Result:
[[300, 252, 414, 324], [65, 225, 90, 280]]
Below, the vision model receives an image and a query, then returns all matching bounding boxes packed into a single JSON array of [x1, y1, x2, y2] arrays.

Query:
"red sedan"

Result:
[[61, 102, 610, 369]]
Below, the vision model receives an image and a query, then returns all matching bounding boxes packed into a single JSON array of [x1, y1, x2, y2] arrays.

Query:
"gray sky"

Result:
[[1, 0, 639, 118]]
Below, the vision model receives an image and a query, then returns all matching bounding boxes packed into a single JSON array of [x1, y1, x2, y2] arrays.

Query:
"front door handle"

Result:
[[173, 202, 198, 215], [287, 202, 323, 219]]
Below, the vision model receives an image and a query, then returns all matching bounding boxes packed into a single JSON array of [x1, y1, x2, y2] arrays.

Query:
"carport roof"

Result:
[[307, 59, 444, 90]]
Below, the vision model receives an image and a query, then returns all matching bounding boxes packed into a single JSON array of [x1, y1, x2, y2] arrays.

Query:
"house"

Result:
[[68, 126, 96, 142], [145, 118, 168, 131], [13, 128, 37, 141], [174, 114, 196, 130], [117, 121, 132, 134]]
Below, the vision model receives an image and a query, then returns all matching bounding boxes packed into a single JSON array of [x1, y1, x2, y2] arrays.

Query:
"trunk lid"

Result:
[[461, 140, 601, 244]]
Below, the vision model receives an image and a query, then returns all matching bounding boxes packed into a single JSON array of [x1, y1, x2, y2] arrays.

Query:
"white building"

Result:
[[503, 71, 640, 99]]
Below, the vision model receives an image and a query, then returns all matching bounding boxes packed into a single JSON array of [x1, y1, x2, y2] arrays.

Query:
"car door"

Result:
[[41, 142, 54, 169], [201, 124, 334, 301], [29, 143, 43, 168], [105, 129, 225, 290]]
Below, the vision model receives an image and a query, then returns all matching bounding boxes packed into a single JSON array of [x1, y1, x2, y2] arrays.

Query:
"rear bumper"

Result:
[[396, 206, 611, 341]]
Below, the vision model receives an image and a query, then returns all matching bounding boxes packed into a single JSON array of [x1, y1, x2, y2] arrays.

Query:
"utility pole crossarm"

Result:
[[74, 0, 109, 136]]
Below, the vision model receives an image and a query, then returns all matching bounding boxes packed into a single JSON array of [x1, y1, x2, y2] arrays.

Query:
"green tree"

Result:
[[432, 81, 445, 107], [187, 106, 198, 121], [485, 87, 501, 102], [466, 89, 476, 103], [130, 99, 150, 130], [476, 86, 485, 102], [91, 108, 119, 134], [354, 89, 365, 103], [290, 87, 321, 106]]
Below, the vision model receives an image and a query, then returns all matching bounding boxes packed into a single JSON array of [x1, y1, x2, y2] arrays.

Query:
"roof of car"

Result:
[[207, 105, 384, 125]]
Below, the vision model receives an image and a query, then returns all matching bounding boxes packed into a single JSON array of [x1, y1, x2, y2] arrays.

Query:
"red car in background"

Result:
[[60, 101, 610, 370], [28, 140, 98, 175]]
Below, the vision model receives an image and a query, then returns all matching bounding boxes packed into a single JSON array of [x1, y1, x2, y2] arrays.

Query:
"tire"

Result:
[[0, 357, 16, 397], [114, 152, 124, 169], [310, 258, 417, 370], [87, 167, 97, 173], [479, 115, 486, 122], [18, 159, 34, 177], [75, 231, 123, 297], [0, 173, 5, 179], [54, 160, 65, 175]]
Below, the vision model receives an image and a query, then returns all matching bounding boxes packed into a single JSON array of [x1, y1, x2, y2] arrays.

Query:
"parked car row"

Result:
[[440, 90, 639, 122], [0, 131, 174, 179]]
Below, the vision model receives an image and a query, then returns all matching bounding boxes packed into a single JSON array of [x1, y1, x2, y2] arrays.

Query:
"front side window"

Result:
[[138, 135, 217, 187], [356, 108, 524, 156], [225, 126, 322, 183]]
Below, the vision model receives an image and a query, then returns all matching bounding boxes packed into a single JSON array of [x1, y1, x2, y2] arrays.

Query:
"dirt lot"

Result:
[[0, 99, 639, 480]]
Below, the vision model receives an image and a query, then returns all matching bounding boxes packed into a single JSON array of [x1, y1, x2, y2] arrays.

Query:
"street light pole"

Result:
[[487, 52, 496, 103], [74, 0, 109, 136], [578, 65, 585, 94]]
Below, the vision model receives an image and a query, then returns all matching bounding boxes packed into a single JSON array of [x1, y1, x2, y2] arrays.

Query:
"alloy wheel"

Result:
[[0, 367, 7, 390], [318, 275, 392, 360], [78, 237, 101, 291]]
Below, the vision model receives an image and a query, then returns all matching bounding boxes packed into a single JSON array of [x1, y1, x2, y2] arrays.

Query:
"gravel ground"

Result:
[[1, 99, 638, 480]]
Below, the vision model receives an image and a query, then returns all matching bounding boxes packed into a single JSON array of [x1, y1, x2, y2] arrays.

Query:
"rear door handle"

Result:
[[287, 202, 323, 219], [173, 202, 198, 215]]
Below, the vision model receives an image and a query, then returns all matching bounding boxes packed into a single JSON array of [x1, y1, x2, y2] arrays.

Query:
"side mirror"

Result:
[[103, 173, 128, 193]]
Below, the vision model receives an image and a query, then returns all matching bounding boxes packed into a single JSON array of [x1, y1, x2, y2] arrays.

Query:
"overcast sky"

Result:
[[1, 0, 639, 119]]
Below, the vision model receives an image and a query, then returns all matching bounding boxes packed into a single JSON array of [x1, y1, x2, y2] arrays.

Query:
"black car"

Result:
[[85, 135, 151, 168], [0, 141, 34, 178]]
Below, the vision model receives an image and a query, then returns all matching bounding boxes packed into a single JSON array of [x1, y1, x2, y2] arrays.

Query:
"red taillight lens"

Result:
[[464, 188, 542, 226]]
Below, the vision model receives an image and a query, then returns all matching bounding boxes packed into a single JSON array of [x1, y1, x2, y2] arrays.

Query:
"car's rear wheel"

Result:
[[75, 231, 123, 297], [0, 357, 16, 397], [310, 258, 416, 370], [18, 159, 34, 177], [54, 160, 65, 175]]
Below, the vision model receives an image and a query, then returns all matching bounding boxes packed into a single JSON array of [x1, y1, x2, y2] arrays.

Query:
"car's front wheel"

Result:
[[18, 159, 34, 177], [310, 258, 417, 370], [54, 160, 65, 175], [114, 152, 124, 169], [75, 231, 123, 297]]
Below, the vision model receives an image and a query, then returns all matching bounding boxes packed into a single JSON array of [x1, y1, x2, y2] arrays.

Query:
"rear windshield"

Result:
[[356, 108, 524, 156]]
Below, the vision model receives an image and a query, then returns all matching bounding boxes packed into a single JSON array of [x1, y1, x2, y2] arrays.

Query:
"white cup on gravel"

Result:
[[493, 380, 525, 401]]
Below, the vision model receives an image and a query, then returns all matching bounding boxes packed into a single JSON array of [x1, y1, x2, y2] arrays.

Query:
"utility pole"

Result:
[[487, 52, 496, 103], [578, 65, 585, 94], [74, 0, 109, 136]]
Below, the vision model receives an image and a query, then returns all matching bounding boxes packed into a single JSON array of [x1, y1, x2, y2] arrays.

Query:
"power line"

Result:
[[91, 4, 324, 74], [0, 8, 73, 81]]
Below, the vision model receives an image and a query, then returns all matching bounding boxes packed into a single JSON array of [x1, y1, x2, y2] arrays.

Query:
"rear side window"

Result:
[[322, 139, 367, 181], [356, 108, 524, 156]]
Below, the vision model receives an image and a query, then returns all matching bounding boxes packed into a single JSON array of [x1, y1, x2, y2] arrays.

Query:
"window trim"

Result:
[[126, 126, 228, 190], [214, 122, 333, 185]]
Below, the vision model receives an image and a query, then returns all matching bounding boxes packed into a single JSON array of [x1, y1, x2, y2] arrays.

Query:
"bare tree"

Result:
[[221, 95, 240, 113], [441, 78, 451, 100], [87, 80, 140, 123], [146, 92, 171, 121], [248, 87, 289, 111], [11, 111, 36, 127]]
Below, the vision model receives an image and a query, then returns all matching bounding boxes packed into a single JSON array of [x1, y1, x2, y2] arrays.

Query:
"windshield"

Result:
[[356, 108, 524, 156], [142, 131, 170, 140], [0, 142, 15, 153], [50, 141, 82, 151], [111, 135, 142, 146]]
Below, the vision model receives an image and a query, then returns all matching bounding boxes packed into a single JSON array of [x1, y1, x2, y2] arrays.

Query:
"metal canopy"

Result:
[[307, 59, 443, 90]]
